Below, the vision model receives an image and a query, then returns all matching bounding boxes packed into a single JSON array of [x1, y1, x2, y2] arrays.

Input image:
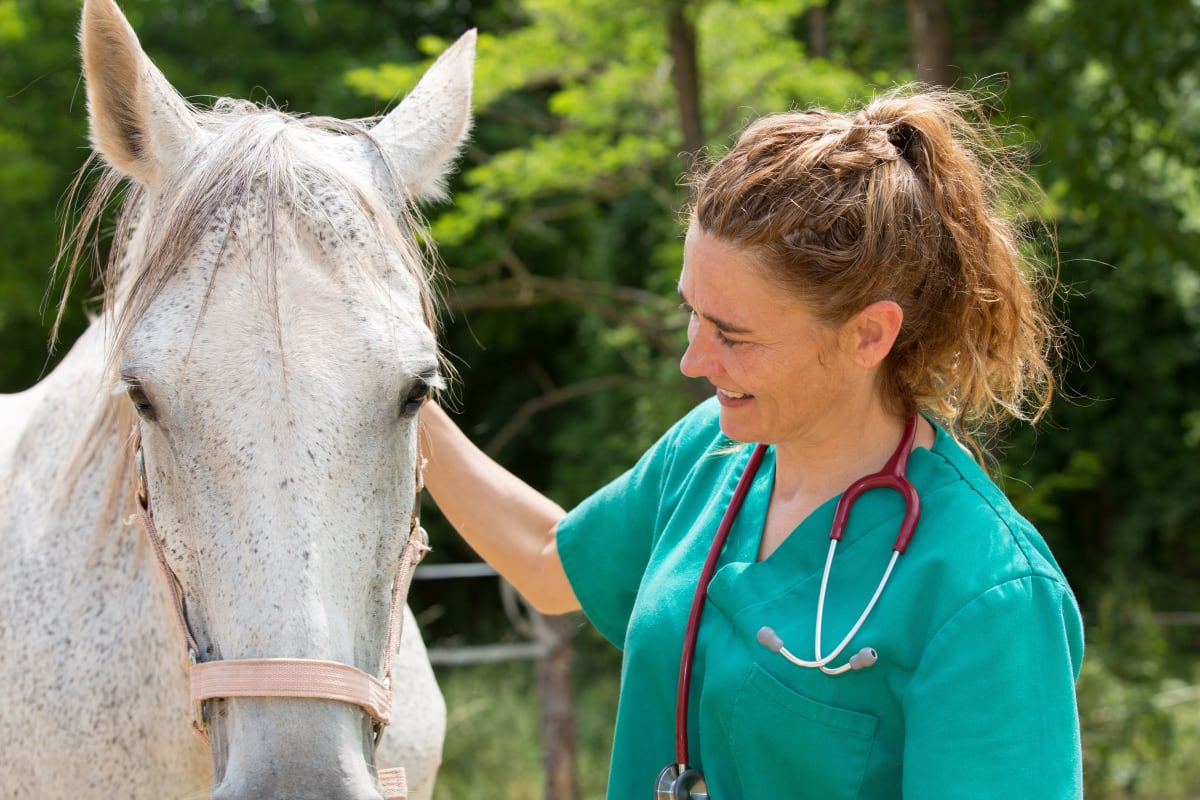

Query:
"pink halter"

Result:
[[131, 426, 428, 799]]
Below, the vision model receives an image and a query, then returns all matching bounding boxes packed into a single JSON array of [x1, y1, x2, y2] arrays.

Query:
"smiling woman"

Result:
[[420, 83, 1082, 800]]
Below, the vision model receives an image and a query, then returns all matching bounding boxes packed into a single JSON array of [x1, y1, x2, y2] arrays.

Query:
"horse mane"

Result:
[[52, 98, 446, 536]]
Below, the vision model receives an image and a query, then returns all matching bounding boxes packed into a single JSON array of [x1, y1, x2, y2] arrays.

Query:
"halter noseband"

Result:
[[131, 425, 427, 800]]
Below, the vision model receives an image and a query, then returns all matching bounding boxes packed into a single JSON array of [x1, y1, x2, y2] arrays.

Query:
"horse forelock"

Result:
[[56, 98, 441, 375], [56, 98, 445, 534]]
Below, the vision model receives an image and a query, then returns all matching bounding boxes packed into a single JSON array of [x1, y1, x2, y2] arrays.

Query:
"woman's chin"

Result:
[[717, 409, 761, 444]]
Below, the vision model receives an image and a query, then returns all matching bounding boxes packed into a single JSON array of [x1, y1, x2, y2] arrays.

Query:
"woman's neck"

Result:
[[758, 401, 928, 561], [772, 402, 912, 500]]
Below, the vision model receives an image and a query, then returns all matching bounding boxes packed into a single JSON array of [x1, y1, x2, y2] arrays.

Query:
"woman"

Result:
[[420, 85, 1083, 799]]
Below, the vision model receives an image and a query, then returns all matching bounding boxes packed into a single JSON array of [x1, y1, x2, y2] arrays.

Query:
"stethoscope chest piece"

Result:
[[656, 763, 709, 799]]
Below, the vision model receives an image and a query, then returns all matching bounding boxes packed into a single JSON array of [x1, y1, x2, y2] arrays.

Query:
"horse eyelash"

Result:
[[115, 375, 141, 395]]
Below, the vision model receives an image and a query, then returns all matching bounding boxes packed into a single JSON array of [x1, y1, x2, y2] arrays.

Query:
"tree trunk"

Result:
[[808, 5, 828, 59], [905, 0, 958, 87], [668, 0, 704, 160]]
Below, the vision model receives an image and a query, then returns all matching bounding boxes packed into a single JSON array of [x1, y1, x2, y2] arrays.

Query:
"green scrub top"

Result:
[[556, 398, 1084, 800]]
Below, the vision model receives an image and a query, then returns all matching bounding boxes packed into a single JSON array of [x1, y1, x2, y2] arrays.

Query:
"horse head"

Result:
[[79, 0, 473, 796]]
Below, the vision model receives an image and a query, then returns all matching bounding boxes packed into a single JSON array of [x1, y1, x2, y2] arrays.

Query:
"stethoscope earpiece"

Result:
[[756, 626, 785, 652], [849, 647, 878, 670]]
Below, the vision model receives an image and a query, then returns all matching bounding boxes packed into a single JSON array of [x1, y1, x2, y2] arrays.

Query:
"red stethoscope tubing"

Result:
[[673, 442, 767, 766], [672, 417, 920, 768]]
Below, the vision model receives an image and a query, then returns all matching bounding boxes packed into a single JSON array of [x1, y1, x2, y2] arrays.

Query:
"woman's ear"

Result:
[[846, 300, 903, 369]]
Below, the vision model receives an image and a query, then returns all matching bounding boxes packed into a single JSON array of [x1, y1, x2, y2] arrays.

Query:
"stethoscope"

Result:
[[655, 416, 921, 800]]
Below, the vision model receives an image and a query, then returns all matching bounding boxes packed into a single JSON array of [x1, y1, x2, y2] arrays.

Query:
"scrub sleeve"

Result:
[[556, 398, 1085, 800]]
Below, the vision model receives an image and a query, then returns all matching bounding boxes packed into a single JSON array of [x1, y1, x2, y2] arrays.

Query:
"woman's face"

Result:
[[678, 225, 866, 447]]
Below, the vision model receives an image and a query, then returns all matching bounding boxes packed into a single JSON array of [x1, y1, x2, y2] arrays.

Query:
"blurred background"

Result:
[[2, 0, 1199, 796]]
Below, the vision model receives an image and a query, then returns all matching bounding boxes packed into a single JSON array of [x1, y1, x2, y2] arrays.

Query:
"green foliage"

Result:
[[1077, 593, 1200, 798], [995, 0, 1200, 612], [0, 0, 27, 41], [0, 0, 94, 385]]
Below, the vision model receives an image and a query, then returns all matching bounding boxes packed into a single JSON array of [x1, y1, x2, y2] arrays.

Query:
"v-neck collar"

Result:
[[707, 420, 955, 609]]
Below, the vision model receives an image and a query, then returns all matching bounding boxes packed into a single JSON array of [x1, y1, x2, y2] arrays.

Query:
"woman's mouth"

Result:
[[716, 388, 752, 401]]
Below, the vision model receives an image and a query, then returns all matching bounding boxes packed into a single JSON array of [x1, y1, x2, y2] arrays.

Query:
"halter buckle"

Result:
[[188, 648, 208, 731]]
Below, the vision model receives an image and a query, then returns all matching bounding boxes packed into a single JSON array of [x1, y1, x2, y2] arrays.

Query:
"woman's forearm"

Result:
[[418, 402, 580, 615]]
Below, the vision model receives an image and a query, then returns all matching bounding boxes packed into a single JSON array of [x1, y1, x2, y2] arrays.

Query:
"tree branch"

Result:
[[483, 373, 680, 457], [446, 274, 686, 358]]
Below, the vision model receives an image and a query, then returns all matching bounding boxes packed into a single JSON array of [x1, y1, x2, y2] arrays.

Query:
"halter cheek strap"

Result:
[[131, 427, 428, 800]]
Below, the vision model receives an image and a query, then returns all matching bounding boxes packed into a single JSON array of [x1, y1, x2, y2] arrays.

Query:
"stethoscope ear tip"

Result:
[[849, 647, 878, 670], [756, 626, 784, 652]]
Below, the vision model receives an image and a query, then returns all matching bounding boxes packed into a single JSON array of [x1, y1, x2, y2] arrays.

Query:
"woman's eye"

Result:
[[126, 384, 157, 420], [401, 378, 431, 416], [716, 330, 741, 347], [680, 303, 740, 347]]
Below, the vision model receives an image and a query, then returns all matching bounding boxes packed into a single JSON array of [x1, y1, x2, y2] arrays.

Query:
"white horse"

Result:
[[0, 0, 473, 797]]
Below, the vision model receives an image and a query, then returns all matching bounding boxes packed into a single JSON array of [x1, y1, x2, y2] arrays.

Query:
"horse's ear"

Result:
[[80, 0, 198, 187], [371, 30, 476, 202]]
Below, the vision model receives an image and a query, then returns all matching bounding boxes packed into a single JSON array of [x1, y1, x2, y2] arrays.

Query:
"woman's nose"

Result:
[[679, 334, 714, 379]]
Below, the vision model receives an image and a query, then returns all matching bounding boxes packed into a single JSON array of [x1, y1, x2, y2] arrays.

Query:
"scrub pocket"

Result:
[[729, 664, 878, 799]]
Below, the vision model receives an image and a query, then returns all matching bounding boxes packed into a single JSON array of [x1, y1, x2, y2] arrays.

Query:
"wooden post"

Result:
[[534, 611, 578, 800]]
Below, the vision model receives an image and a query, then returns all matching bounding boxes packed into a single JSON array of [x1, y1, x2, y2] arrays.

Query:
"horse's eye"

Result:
[[401, 378, 431, 416], [127, 383, 157, 421]]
